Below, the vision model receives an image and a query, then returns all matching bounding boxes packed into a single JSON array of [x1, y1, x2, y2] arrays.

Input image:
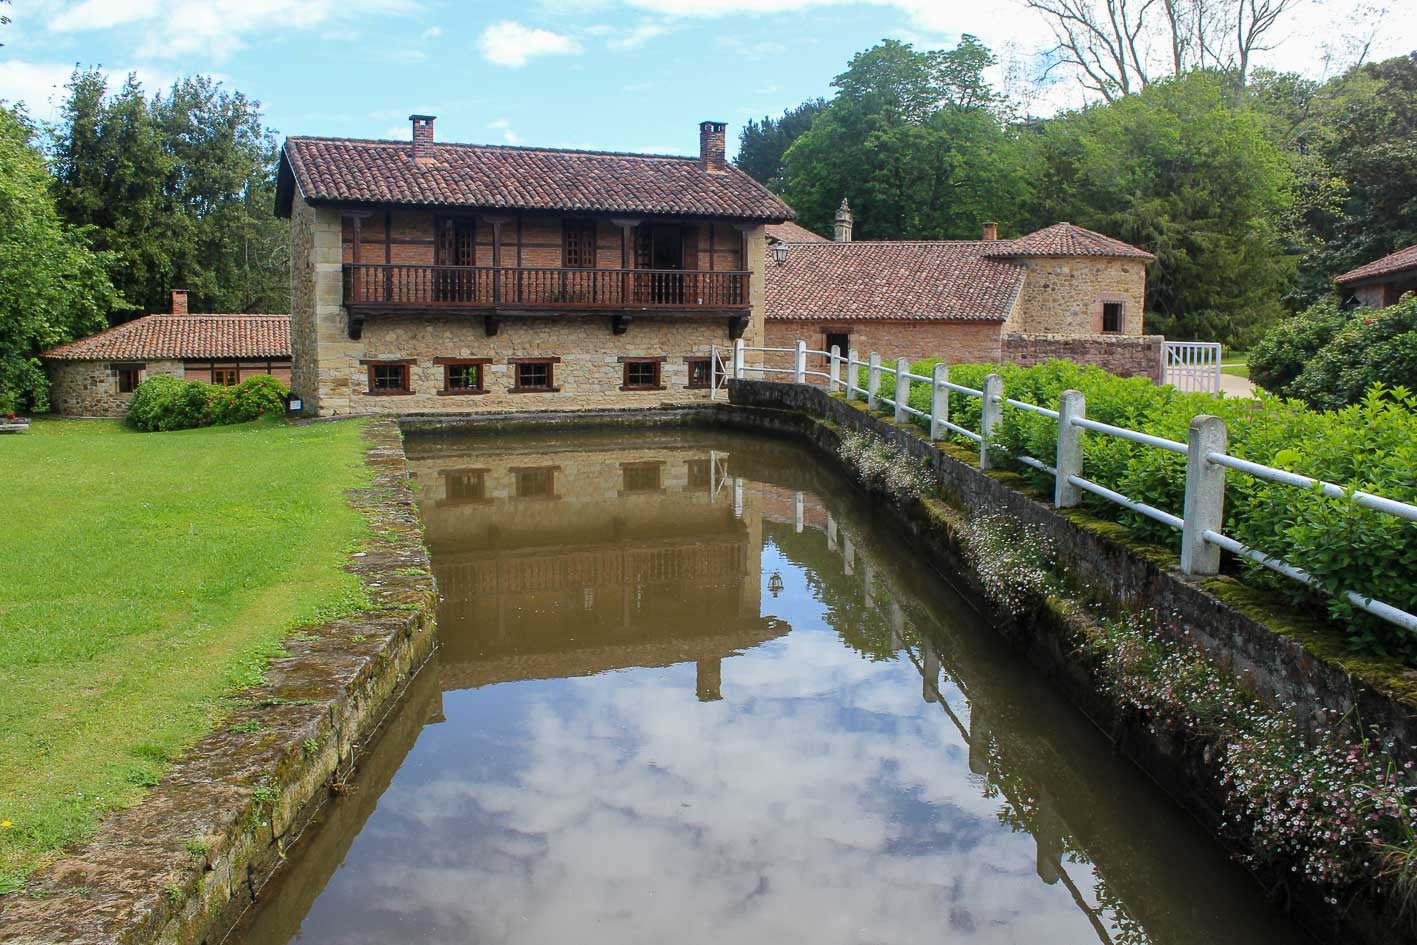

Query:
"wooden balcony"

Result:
[[344, 264, 749, 313]]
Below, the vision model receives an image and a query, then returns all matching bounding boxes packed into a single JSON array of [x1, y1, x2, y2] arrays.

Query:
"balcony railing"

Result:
[[343, 264, 750, 310]]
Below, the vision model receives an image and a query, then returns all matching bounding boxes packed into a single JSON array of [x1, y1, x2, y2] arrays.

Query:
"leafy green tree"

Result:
[[1028, 70, 1294, 347], [0, 107, 117, 411], [735, 99, 825, 190], [781, 38, 1032, 240]]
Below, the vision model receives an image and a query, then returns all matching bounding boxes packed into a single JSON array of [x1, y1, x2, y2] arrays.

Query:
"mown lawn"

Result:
[[0, 417, 371, 892], [1221, 350, 1250, 378]]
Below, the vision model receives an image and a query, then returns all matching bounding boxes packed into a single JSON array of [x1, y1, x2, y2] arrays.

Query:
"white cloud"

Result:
[[0, 59, 182, 121], [477, 20, 582, 67], [489, 117, 522, 144], [421, 25, 443, 40], [605, 21, 674, 50], [45, 0, 419, 63]]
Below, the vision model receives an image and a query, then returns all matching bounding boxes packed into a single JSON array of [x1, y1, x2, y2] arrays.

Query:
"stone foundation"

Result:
[[44, 359, 185, 417]]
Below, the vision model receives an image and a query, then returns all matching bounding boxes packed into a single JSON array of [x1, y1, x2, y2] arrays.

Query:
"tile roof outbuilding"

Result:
[[766, 221, 830, 243], [277, 137, 794, 222], [41, 315, 291, 361], [1335, 243, 1417, 285], [984, 222, 1155, 261]]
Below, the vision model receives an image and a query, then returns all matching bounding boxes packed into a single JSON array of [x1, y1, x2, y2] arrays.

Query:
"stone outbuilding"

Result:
[[41, 291, 291, 417], [1336, 243, 1417, 308]]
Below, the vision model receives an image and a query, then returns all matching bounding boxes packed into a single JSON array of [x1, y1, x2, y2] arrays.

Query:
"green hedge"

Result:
[[128, 374, 287, 432], [893, 358, 1417, 660]]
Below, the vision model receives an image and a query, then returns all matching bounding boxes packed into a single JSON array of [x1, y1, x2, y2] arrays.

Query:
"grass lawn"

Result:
[[0, 417, 371, 892], [1221, 350, 1250, 379]]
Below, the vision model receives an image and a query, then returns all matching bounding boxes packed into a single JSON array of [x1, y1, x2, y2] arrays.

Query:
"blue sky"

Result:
[[2, 0, 1413, 157]]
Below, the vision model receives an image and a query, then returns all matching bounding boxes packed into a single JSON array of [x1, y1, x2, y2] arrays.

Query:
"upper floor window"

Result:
[[562, 219, 597, 269], [1102, 301, 1124, 333]]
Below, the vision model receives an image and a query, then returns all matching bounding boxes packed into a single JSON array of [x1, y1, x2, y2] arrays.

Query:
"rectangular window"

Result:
[[562, 219, 597, 269], [687, 458, 712, 488], [367, 362, 412, 395], [620, 357, 665, 391], [116, 364, 143, 393], [1102, 302, 1124, 333], [213, 368, 240, 387], [436, 358, 490, 395], [825, 332, 850, 358], [621, 461, 663, 493], [510, 358, 559, 393], [686, 358, 711, 389], [513, 466, 557, 499], [444, 469, 488, 504]]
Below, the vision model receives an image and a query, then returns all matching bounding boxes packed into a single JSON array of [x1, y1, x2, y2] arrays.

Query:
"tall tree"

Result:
[[781, 38, 1032, 240], [0, 107, 116, 411], [735, 99, 826, 190]]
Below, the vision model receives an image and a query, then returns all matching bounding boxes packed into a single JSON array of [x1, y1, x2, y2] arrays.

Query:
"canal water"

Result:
[[230, 428, 1307, 945]]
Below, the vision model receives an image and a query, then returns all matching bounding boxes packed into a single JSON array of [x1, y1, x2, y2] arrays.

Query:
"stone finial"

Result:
[[834, 198, 853, 243]]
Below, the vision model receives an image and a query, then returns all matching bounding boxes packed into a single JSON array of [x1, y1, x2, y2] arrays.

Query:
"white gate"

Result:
[[1164, 341, 1222, 393]]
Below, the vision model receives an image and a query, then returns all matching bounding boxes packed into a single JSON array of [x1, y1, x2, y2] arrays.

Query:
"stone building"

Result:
[[40, 291, 291, 417], [1336, 243, 1417, 308], [763, 212, 1163, 380], [275, 116, 792, 416]]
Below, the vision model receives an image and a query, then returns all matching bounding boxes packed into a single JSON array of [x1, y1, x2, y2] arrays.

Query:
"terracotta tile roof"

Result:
[[765, 241, 1025, 322], [277, 137, 794, 222], [41, 314, 291, 361], [766, 221, 830, 243], [1336, 243, 1417, 284], [984, 222, 1155, 261]]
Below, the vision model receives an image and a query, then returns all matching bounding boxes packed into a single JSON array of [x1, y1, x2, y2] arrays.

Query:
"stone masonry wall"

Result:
[[44, 359, 185, 417], [763, 320, 1002, 383], [1007, 256, 1147, 335], [1002, 332, 1164, 381]]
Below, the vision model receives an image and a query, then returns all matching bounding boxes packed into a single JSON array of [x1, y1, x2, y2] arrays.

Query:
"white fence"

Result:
[[1164, 341, 1222, 393], [710, 338, 1417, 636]]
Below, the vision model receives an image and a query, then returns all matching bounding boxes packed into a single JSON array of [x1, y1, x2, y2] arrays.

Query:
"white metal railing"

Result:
[[1165, 341, 1222, 393], [712, 338, 1417, 636]]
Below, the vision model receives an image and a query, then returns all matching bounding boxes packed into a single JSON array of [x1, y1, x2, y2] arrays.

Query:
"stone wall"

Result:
[[1002, 332, 1164, 381], [1006, 256, 1146, 335], [763, 320, 1001, 374], [44, 359, 185, 417]]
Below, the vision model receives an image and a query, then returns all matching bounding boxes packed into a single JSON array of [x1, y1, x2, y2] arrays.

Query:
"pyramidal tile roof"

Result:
[[984, 223, 1155, 261], [278, 137, 794, 222], [765, 241, 1025, 322], [1336, 243, 1417, 284], [42, 314, 291, 361], [766, 221, 830, 243]]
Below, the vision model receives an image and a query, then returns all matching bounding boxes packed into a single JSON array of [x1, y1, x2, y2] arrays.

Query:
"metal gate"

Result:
[[1164, 341, 1222, 393]]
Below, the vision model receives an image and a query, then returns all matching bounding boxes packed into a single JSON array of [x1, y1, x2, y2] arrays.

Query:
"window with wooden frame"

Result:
[[1102, 301, 1125, 333], [363, 360, 414, 395], [435, 357, 490, 395], [562, 219, 597, 269], [213, 367, 240, 387], [686, 458, 712, 489], [509, 357, 560, 393], [441, 468, 489, 505], [621, 461, 663, 493], [685, 357, 711, 390], [620, 356, 665, 391], [115, 363, 144, 393], [512, 466, 558, 499]]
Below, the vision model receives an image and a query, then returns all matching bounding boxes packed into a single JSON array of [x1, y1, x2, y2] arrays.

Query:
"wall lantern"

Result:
[[768, 571, 785, 597], [770, 243, 790, 266]]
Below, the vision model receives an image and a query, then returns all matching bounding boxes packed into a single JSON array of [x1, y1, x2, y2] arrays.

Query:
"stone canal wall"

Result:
[[0, 418, 438, 945], [724, 378, 1417, 945]]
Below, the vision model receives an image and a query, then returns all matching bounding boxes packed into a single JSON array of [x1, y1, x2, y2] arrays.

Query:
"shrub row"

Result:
[[891, 359, 1417, 660], [1250, 295, 1417, 410], [127, 374, 288, 432]]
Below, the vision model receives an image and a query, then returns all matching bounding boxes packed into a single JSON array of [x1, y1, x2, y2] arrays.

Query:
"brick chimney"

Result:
[[410, 114, 436, 162], [834, 199, 854, 242], [699, 121, 727, 173], [170, 289, 189, 315], [981, 221, 999, 241]]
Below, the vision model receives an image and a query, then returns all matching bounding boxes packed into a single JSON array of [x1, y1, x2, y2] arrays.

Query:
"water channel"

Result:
[[230, 428, 1307, 945]]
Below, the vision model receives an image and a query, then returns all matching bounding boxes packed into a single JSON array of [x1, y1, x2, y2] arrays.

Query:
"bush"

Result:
[[1249, 299, 1350, 398], [127, 376, 211, 432], [893, 357, 1417, 660], [128, 374, 288, 432], [1286, 297, 1417, 410]]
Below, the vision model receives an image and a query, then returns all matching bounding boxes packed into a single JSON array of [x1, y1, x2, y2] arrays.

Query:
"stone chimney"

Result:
[[834, 199, 854, 242], [170, 289, 189, 315], [410, 114, 436, 162], [982, 221, 999, 241], [699, 121, 727, 173]]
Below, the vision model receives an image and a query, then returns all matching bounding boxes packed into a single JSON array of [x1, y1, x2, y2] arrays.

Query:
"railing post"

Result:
[[867, 353, 881, 411], [794, 340, 807, 385], [732, 338, 745, 380], [894, 358, 910, 423], [1181, 415, 1227, 576], [829, 346, 842, 393], [846, 349, 860, 401], [1055, 390, 1085, 508], [979, 373, 1003, 470], [709, 344, 720, 402], [929, 362, 949, 440]]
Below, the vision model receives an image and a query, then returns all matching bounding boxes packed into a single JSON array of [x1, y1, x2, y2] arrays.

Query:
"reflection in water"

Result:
[[232, 430, 1306, 945]]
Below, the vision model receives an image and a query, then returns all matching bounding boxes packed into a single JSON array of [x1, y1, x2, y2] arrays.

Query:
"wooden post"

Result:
[[1055, 390, 1085, 508], [1181, 415, 1227, 575], [829, 345, 842, 393], [894, 357, 909, 423], [867, 353, 881, 411], [794, 340, 807, 384], [980, 373, 1003, 470], [846, 348, 860, 401], [929, 362, 949, 440]]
